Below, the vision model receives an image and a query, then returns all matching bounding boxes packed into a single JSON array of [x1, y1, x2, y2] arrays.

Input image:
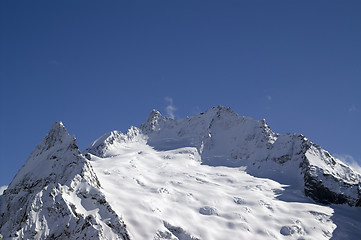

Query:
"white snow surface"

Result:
[[0, 186, 7, 195], [83, 106, 361, 239], [2, 107, 361, 239], [0, 122, 130, 239], [88, 106, 361, 202], [88, 143, 336, 240]]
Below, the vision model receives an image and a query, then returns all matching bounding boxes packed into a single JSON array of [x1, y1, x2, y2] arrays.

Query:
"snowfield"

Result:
[[1, 106, 361, 239], [88, 142, 336, 240]]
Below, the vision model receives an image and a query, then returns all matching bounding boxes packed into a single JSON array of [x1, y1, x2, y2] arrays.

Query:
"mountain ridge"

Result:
[[86, 106, 361, 207], [1, 106, 360, 239], [0, 122, 130, 239]]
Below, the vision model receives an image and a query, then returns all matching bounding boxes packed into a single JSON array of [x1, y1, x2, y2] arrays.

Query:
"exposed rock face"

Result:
[[2, 107, 360, 239], [301, 144, 361, 206], [0, 122, 130, 239], [89, 106, 361, 207]]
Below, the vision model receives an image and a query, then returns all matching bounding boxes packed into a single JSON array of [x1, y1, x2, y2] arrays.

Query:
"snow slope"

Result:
[[86, 142, 336, 240], [1, 106, 361, 239], [0, 122, 130, 240], [137, 106, 361, 206], [83, 106, 361, 239]]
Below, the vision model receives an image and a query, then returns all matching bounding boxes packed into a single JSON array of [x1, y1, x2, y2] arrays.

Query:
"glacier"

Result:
[[1, 106, 361, 239]]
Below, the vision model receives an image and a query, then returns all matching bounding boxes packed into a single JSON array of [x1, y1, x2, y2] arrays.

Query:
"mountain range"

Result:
[[1, 106, 360, 239]]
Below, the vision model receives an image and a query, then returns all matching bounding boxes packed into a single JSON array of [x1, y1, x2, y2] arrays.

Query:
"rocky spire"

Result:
[[140, 109, 168, 133], [0, 122, 130, 239], [7, 121, 79, 190]]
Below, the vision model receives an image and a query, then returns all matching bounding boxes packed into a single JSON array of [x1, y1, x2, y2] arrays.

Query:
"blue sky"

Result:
[[0, 1, 360, 187]]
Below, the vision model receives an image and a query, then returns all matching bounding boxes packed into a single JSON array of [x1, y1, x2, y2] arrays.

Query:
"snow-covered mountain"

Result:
[[87, 106, 361, 207], [1, 106, 361, 239], [0, 122, 130, 240]]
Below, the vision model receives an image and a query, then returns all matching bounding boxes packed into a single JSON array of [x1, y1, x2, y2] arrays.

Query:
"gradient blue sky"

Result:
[[1, 1, 360, 187]]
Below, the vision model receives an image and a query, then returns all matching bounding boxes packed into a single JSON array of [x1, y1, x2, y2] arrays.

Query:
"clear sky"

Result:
[[1, 1, 360, 188]]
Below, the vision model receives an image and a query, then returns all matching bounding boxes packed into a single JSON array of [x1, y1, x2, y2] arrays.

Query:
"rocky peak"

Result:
[[205, 105, 237, 118], [140, 109, 169, 133], [38, 121, 75, 152], [84, 126, 145, 158], [84, 106, 361, 207], [7, 122, 81, 191], [0, 122, 130, 239]]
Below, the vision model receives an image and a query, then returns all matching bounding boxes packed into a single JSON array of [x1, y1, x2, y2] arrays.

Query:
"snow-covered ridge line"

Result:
[[0, 122, 130, 239], [86, 130, 337, 239], [84, 126, 145, 158], [85, 106, 361, 207], [2, 106, 361, 240]]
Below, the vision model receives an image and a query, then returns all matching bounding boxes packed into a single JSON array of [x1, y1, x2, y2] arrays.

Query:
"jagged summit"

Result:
[[138, 106, 276, 156], [2, 108, 361, 239], [35, 121, 75, 152], [84, 127, 144, 158], [148, 109, 163, 118], [82, 107, 361, 239], [0, 122, 130, 239], [40, 121, 71, 145], [49, 121, 67, 135], [85, 107, 361, 207], [7, 121, 78, 191], [141, 106, 269, 136], [140, 106, 242, 134], [203, 105, 238, 116], [140, 109, 169, 134]]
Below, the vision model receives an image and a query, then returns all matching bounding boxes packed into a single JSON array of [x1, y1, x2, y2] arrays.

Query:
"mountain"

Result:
[[1, 106, 361, 239], [87, 106, 361, 207], [0, 122, 130, 240]]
